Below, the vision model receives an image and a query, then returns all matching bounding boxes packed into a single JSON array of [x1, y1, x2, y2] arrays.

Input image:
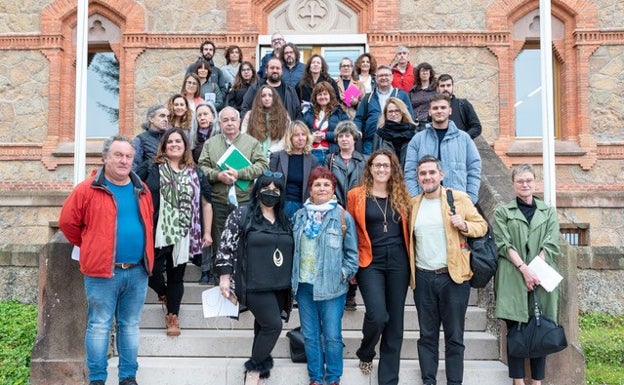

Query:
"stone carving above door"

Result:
[[268, 0, 358, 34]]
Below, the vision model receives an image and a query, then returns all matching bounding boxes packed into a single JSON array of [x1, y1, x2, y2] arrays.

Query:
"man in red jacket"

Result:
[[391, 45, 415, 93], [59, 135, 154, 385]]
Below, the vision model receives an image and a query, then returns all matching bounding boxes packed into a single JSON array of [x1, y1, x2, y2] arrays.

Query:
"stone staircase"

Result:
[[105, 265, 509, 385]]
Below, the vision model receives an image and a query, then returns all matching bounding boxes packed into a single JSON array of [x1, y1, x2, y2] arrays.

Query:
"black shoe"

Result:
[[89, 381, 105, 385], [119, 378, 138, 385], [198, 272, 210, 285], [345, 296, 356, 311]]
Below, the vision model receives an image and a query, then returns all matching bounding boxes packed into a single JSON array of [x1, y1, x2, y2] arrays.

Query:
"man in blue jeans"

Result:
[[59, 136, 155, 385], [408, 155, 487, 385]]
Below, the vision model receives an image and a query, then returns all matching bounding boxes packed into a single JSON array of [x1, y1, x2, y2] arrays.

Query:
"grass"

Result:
[[0, 300, 37, 385], [0, 301, 622, 385], [579, 313, 624, 385]]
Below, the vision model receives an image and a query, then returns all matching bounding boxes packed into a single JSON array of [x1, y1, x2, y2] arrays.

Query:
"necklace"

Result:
[[373, 196, 389, 232]]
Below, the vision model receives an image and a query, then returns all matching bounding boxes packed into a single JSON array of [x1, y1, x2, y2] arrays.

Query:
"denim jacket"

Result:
[[291, 206, 359, 301]]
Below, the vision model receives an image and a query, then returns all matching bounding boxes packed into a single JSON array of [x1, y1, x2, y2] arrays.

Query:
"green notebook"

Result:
[[216, 145, 252, 191]]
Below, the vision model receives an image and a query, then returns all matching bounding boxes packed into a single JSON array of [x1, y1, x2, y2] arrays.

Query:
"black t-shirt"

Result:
[[365, 196, 403, 247]]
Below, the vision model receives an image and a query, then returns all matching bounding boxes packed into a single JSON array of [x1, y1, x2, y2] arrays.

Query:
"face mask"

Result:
[[259, 190, 280, 208]]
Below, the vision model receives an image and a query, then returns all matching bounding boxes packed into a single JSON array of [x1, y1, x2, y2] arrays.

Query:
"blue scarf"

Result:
[[303, 197, 338, 238]]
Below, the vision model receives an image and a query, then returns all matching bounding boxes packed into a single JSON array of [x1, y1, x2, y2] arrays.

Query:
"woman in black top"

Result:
[[226, 61, 258, 113], [216, 172, 293, 385]]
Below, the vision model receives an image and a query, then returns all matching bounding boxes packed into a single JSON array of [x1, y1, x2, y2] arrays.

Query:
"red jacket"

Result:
[[59, 167, 154, 278], [392, 62, 415, 93], [346, 185, 411, 272]]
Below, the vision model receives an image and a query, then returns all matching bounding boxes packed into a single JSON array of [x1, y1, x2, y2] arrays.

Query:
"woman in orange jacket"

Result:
[[346, 148, 412, 385]]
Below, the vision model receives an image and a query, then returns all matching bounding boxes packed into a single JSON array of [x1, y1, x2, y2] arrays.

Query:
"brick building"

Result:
[[0, 0, 623, 251]]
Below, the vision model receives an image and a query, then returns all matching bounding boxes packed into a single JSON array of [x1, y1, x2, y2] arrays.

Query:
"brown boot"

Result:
[[165, 313, 181, 336]]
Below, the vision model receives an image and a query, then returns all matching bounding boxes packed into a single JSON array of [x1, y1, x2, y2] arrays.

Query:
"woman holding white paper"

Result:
[[215, 172, 294, 385], [493, 163, 561, 385]]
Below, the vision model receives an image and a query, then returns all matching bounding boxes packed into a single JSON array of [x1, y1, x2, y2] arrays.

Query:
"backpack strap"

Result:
[[339, 206, 347, 236], [445, 189, 456, 215]]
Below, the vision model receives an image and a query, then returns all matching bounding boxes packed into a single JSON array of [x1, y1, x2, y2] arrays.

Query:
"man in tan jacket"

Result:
[[408, 155, 487, 385]]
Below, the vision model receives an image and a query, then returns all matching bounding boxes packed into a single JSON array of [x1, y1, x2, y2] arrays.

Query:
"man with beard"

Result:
[[404, 93, 481, 204], [281, 42, 305, 88], [436, 74, 482, 139], [186, 40, 228, 95], [241, 57, 301, 120], [408, 154, 487, 385]]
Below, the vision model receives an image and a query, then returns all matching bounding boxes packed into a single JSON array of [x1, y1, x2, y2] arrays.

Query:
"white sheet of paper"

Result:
[[528, 257, 563, 292], [71, 246, 80, 261], [201, 287, 239, 318]]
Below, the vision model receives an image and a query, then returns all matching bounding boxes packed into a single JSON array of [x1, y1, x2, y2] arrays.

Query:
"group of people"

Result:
[[58, 33, 563, 385]]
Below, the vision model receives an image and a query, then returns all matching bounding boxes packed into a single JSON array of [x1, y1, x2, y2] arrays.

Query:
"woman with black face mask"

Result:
[[215, 171, 293, 385]]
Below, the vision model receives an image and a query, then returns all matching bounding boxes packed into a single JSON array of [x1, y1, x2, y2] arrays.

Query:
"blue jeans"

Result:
[[311, 149, 329, 165], [295, 283, 345, 384], [84, 266, 148, 382]]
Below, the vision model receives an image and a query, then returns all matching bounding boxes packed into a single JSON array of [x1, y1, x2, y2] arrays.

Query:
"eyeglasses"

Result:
[[387, 109, 401, 115], [241, 68, 252, 72], [377, 73, 392, 78], [263, 170, 284, 179], [186, 81, 198, 86], [371, 163, 391, 169], [340, 64, 352, 68], [514, 179, 535, 185]]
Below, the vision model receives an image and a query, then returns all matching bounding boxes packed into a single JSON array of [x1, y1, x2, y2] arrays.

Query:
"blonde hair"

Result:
[[283, 120, 313, 155]]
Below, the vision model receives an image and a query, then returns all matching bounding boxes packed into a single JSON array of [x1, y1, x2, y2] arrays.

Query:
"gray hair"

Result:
[[191, 102, 220, 149], [511, 163, 536, 182], [334, 120, 361, 140], [141, 104, 166, 131], [219, 106, 241, 121], [396, 45, 409, 53], [102, 135, 133, 157], [377, 65, 392, 74]]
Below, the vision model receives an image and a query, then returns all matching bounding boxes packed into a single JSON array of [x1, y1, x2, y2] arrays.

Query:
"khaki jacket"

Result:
[[408, 187, 487, 289]]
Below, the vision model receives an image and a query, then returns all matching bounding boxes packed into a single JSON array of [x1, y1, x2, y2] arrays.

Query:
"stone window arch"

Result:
[[487, 0, 599, 169], [39, 0, 145, 170]]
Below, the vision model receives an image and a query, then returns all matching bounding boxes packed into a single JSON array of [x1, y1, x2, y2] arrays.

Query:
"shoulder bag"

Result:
[[507, 291, 568, 358], [446, 190, 498, 288]]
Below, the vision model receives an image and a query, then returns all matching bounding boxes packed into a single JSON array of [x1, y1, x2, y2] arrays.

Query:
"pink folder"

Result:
[[343, 84, 362, 106]]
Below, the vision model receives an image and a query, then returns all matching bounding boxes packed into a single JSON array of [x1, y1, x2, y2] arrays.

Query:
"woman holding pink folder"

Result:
[[335, 57, 365, 118]]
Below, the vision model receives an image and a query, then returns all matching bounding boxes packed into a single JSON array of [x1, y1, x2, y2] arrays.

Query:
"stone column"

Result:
[[30, 231, 87, 385]]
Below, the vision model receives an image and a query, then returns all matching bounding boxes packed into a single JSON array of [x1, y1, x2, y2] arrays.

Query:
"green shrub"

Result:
[[580, 313, 624, 385], [0, 300, 37, 385]]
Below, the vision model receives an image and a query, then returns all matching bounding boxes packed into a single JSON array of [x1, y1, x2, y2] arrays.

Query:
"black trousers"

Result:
[[246, 291, 284, 364], [149, 245, 187, 315], [504, 319, 546, 380], [356, 243, 410, 385]]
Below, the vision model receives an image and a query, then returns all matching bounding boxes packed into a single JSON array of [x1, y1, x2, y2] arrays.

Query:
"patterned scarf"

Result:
[[303, 197, 338, 238], [155, 162, 202, 265]]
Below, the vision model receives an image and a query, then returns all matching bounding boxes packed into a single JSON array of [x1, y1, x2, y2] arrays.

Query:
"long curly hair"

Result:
[[359, 148, 411, 217], [247, 85, 289, 142], [167, 94, 193, 132], [311, 81, 341, 116]]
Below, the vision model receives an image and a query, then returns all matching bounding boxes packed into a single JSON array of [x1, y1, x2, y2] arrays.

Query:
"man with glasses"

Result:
[[353, 65, 413, 154], [404, 93, 481, 204], [281, 42, 305, 88], [258, 32, 286, 79], [198, 107, 269, 278]]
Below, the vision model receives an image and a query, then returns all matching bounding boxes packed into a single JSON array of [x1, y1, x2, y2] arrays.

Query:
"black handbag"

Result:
[[507, 292, 568, 358], [445, 190, 498, 288], [286, 327, 306, 363]]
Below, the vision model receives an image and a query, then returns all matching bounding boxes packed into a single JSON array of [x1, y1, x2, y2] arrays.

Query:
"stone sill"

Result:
[[506, 140, 586, 157], [0, 243, 42, 267], [53, 140, 105, 158], [0, 190, 68, 207], [557, 191, 624, 208], [577, 246, 624, 270]]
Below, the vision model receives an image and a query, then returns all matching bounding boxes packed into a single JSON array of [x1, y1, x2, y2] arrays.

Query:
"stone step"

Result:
[[140, 304, 488, 332], [130, 329, 499, 360], [105, 357, 509, 385], [145, 282, 479, 307]]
